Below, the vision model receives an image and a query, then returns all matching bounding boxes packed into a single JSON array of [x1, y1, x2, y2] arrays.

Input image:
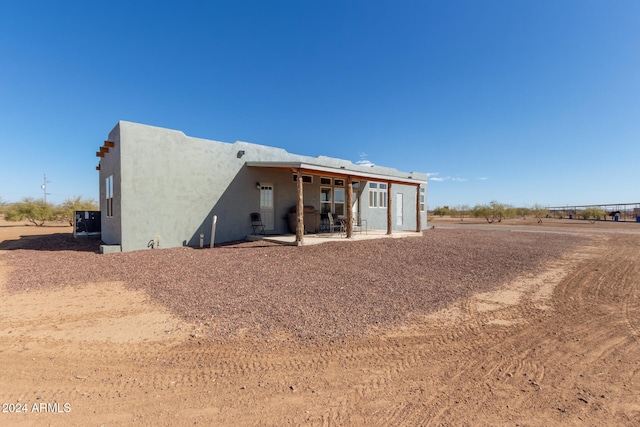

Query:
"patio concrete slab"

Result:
[[246, 229, 425, 246]]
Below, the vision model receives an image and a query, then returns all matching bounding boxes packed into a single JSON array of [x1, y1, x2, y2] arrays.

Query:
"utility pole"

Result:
[[41, 174, 51, 203]]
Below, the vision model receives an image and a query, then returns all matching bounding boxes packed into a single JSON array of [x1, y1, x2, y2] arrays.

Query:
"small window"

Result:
[[333, 178, 344, 187], [320, 177, 331, 185], [379, 183, 388, 208], [293, 174, 313, 184], [369, 182, 378, 208], [105, 175, 114, 218], [420, 187, 426, 211]]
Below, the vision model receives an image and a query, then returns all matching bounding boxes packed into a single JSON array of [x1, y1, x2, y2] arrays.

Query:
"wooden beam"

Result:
[[96, 151, 105, 157], [96, 164, 101, 171], [416, 184, 422, 232], [387, 182, 393, 235], [295, 168, 304, 245], [346, 176, 353, 238], [100, 146, 109, 153], [104, 141, 115, 148]]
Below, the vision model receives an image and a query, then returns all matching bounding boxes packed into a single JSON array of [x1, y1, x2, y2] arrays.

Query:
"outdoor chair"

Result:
[[327, 212, 344, 236], [250, 212, 265, 235], [353, 218, 367, 235]]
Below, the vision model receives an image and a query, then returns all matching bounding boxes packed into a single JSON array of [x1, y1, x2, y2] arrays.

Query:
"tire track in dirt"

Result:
[[348, 235, 628, 426], [2, 227, 639, 426], [547, 233, 640, 424], [394, 234, 640, 427]]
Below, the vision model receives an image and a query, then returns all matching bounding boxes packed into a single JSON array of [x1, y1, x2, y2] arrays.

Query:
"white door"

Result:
[[260, 184, 275, 231], [396, 193, 403, 226]]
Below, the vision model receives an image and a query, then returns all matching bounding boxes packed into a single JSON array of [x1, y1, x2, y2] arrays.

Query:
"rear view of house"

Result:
[[97, 121, 427, 253]]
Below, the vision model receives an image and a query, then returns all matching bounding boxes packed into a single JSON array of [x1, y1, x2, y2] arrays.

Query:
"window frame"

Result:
[[320, 186, 332, 214], [105, 175, 114, 218], [368, 182, 378, 208], [292, 174, 313, 184], [378, 183, 388, 208]]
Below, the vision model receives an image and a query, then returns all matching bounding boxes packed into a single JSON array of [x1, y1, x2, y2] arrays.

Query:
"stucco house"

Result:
[[96, 121, 427, 253]]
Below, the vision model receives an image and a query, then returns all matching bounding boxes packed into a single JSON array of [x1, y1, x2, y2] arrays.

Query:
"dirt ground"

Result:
[[1, 218, 639, 426]]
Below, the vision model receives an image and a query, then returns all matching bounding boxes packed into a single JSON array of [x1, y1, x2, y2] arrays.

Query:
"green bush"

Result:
[[57, 196, 99, 226], [4, 198, 57, 226]]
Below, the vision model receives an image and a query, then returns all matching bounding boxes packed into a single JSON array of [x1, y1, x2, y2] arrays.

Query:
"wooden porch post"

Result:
[[346, 176, 353, 238], [295, 169, 304, 245], [416, 184, 422, 232], [386, 182, 393, 235]]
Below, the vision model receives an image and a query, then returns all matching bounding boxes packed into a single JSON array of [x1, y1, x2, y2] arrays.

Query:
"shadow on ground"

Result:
[[0, 233, 101, 252]]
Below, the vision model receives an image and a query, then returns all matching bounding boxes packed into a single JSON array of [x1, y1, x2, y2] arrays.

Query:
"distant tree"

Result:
[[490, 200, 507, 222], [581, 207, 606, 224], [433, 206, 450, 217], [472, 200, 507, 223], [472, 204, 494, 223], [4, 198, 57, 226], [530, 204, 549, 223], [57, 196, 99, 226], [512, 207, 530, 219], [0, 197, 7, 215], [456, 204, 471, 220]]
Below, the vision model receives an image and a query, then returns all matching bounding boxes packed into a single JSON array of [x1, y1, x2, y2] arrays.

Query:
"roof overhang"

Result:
[[246, 161, 426, 186]]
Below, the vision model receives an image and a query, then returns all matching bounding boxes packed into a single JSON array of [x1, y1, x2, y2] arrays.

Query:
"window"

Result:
[[420, 187, 426, 211], [368, 182, 388, 208], [105, 175, 114, 217], [369, 183, 378, 208], [320, 187, 332, 214], [334, 188, 345, 216], [321, 178, 347, 215], [292, 174, 313, 184], [379, 183, 388, 208]]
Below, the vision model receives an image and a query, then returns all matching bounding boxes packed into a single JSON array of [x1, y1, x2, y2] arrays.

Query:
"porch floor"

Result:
[[246, 229, 425, 246]]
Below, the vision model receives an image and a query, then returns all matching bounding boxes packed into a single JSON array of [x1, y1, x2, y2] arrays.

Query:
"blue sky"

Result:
[[1, 1, 638, 209]]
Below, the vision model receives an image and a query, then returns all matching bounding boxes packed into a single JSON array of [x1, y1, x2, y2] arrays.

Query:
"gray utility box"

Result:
[[74, 210, 101, 238]]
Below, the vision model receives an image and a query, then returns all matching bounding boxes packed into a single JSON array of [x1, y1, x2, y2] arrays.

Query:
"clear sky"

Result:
[[1, 1, 638, 209]]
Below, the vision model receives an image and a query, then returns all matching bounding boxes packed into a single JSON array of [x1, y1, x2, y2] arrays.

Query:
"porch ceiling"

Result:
[[245, 161, 426, 186]]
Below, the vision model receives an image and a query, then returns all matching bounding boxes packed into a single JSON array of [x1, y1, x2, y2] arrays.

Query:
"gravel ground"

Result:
[[1, 229, 588, 342]]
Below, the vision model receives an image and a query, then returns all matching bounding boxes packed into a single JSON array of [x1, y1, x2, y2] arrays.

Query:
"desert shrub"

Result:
[[432, 206, 450, 217], [580, 207, 606, 223], [57, 196, 99, 226], [451, 204, 471, 220], [530, 204, 549, 223], [4, 198, 57, 226], [473, 200, 507, 223]]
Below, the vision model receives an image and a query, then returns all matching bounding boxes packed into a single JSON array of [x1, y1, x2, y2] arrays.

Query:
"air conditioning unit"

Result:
[[74, 210, 101, 238]]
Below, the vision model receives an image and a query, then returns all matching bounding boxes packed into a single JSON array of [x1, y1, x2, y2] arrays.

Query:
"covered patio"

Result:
[[246, 161, 426, 246]]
